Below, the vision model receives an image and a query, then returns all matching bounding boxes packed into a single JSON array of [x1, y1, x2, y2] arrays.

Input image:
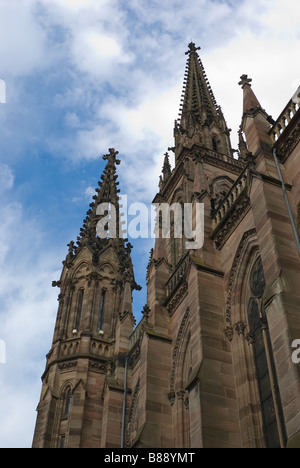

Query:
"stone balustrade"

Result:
[[90, 338, 112, 357], [129, 317, 145, 348], [166, 254, 189, 298], [212, 169, 248, 231], [270, 99, 299, 142], [60, 338, 80, 357]]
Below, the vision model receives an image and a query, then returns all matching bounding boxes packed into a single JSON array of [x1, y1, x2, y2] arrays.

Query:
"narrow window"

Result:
[[248, 257, 286, 448], [60, 435, 66, 448], [75, 289, 84, 332], [98, 291, 106, 333], [212, 137, 218, 152], [64, 388, 71, 416]]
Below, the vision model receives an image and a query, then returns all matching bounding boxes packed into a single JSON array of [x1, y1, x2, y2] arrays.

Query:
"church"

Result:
[[32, 43, 300, 449]]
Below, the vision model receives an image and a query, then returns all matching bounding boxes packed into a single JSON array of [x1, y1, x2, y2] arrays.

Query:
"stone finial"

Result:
[[102, 147, 121, 165], [142, 304, 151, 318], [238, 74, 252, 89], [185, 42, 201, 55], [162, 152, 171, 181]]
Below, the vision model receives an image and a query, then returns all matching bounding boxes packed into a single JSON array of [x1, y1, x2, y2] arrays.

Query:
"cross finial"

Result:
[[239, 74, 252, 89], [185, 42, 201, 55], [102, 147, 121, 165]]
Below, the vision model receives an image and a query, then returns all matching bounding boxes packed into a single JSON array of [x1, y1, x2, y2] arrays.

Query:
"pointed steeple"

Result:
[[239, 76, 275, 173], [179, 43, 218, 128], [162, 152, 172, 181], [77, 148, 121, 247], [64, 148, 133, 274], [239, 75, 262, 113], [33, 148, 140, 448], [174, 43, 232, 160]]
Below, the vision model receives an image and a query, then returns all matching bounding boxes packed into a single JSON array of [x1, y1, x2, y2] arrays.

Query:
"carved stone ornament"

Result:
[[168, 391, 176, 406], [166, 281, 188, 316], [235, 321, 247, 336], [176, 389, 185, 401], [89, 360, 109, 374], [58, 361, 77, 373], [224, 326, 234, 342]]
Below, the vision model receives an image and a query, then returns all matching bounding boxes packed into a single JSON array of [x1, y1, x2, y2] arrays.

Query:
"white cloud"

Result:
[[202, 1, 300, 149], [71, 29, 132, 78], [0, 192, 62, 447], [0, 0, 300, 448], [0, 263, 59, 447], [64, 111, 81, 128], [0, 0, 49, 77], [0, 163, 14, 192], [0, 79, 6, 103]]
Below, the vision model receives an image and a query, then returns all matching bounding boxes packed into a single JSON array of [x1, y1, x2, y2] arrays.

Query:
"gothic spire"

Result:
[[178, 42, 219, 129], [238, 74, 262, 114], [162, 152, 171, 181], [174, 43, 232, 160], [64, 148, 129, 269]]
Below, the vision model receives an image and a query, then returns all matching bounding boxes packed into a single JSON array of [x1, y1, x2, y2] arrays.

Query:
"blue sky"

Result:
[[0, 0, 299, 448]]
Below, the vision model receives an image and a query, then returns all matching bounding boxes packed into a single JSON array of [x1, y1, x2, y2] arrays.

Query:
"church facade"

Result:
[[32, 44, 300, 448]]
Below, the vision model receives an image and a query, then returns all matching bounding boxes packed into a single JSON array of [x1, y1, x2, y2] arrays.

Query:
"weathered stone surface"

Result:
[[33, 46, 300, 449]]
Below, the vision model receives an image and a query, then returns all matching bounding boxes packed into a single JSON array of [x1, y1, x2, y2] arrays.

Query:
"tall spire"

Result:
[[238, 75, 275, 173], [64, 148, 131, 272], [179, 42, 218, 128], [77, 148, 121, 246], [174, 43, 232, 160], [239, 74, 262, 113]]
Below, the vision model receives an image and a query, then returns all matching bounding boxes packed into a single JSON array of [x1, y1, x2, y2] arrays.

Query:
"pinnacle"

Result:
[[239, 74, 262, 113]]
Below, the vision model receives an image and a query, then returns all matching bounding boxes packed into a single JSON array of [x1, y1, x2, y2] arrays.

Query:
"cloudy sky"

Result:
[[0, 0, 299, 448]]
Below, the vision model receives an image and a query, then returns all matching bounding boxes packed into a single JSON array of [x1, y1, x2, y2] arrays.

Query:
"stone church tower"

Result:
[[33, 43, 300, 448]]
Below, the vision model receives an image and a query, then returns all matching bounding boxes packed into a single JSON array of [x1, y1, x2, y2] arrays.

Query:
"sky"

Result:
[[0, 0, 299, 448]]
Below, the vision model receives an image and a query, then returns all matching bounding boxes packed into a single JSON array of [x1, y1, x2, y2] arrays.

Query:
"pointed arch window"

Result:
[[98, 290, 106, 334], [247, 257, 286, 448], [75, 289, 84, 332], [170, 201, 184, 268], [64, 387, 72, 417], [212, 136, 218, 152], [60, 435, 66, 449]]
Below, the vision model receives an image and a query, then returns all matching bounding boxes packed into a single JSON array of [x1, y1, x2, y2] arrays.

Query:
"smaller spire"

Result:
[[73, 147, 124, 257], [239, 74, 261, 112], [238, 128, 254, 163], [162, 152, 171, 181]]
